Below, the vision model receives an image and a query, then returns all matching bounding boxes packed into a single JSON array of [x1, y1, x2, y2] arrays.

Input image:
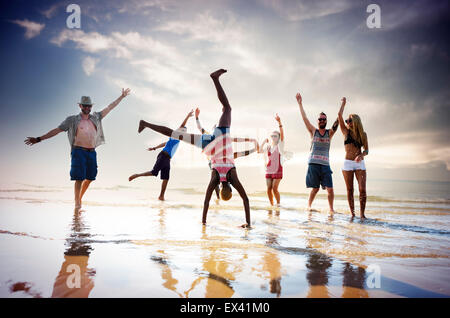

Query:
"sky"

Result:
[[0, 0, 449, 193]]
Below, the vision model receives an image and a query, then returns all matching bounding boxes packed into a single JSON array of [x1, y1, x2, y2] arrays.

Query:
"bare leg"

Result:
[[159, 179, 169, 201], [214, 185, 220, 200], [129, 171, 154, 182], [210, 69, 231, 128], [74, 180, 82, 209], [326, 187, 335, 213], [272, 179, 281, 205], [138, 120, 202, 146], [307, 188, 319, 210], [355, 169, 367, 219], [228, 168, 251, 227], [202, 171, 220, 224], [79, 179, 93, 206], [342, 170, 355, 216], [266, 178, 274, 205]]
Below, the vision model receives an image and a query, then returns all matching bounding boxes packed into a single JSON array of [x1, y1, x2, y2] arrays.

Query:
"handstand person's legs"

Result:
[[228, 168, 251, 227], [202, 171, 220, 224], [210, 69, 231, 128]]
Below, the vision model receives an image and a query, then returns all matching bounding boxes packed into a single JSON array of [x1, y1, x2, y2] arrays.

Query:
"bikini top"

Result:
[[344, 132, 361, 148]]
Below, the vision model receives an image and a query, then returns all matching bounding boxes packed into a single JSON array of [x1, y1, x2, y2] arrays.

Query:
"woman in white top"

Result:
[[258, 114, 285, 206]]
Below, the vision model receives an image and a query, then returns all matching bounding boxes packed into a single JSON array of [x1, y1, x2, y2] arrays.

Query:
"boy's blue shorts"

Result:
[[151, 151, 171, 180], [306, 163, 333, 189], [70, 147, 98, 181]]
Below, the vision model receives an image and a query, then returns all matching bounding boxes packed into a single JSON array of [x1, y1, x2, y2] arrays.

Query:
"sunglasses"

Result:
[[271, 135, 278, 138], [318, 118, 327, 122], [345, 118, 353, 124], [81, 104, 92, 108]]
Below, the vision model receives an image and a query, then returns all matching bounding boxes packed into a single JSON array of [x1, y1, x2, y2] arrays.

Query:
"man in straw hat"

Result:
[[24, 88, 131, 210]]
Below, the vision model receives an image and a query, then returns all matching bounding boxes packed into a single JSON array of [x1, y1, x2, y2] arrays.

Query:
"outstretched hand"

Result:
[[275, 113, 281, 123], [148, 147, 156, 151], [296, 92, 302, 104], [187, 109, 194, 118], [341, 97, 346, 106], [195, 108, 200, 118], [121, 88, 131, 98], [24, 137, 39, 146]]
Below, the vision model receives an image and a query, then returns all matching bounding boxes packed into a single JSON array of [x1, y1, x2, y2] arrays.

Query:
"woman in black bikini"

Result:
[[338, 97, 369, 219]]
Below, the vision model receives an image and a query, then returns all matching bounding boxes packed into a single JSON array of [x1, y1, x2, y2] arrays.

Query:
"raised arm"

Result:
[[180, 109, 194, 128], [101, 88, 131, 119], [296, 92, 315, 136], [195, 108, 206, 134], [257, 138, 268, 153], [24, 127, 63, 146], [275, 113, 284, 141], [329, 118, 339, 138], [338, 97, 348, 136], [148, 142, 167, 151]]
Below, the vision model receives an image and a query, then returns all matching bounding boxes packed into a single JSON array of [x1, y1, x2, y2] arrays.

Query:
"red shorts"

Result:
[[266, 172, 283, 179]]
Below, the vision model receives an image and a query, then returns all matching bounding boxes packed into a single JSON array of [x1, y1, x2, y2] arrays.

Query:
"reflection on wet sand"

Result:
[[342, 263, 369, 298], [51, 210, 95, 298], [262, 212, 282, 297]]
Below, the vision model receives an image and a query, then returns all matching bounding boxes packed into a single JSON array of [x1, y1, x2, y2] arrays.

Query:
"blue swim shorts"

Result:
[[306, 163, 333, 189], [70, 147, 98, 181], [151, 151, 171, 180]]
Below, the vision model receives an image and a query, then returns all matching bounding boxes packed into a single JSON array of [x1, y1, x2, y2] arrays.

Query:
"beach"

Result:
[[0, 180, 449, 298]]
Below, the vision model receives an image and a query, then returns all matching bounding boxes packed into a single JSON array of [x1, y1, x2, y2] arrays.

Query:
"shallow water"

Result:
[[0, 184, 449, 298]]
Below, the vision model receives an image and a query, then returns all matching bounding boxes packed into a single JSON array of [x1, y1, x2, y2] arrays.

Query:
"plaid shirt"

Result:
[[58, 112, 105, 149]]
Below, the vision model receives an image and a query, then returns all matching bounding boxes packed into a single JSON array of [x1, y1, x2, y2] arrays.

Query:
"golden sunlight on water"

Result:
[[0, 184, 449, 298]]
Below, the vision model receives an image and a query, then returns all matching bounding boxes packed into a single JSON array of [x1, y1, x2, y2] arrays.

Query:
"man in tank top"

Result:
[[296, 92, 339, 213]]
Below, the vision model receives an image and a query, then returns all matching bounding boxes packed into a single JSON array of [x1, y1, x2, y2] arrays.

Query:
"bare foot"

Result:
[[351, 211, 355, 217], [240, 223, 251, 229], [158, 196, 165, 201], [360, 213, 366, 219], [138, 120, 146, 133], [210, 69, 227, 79], [129, 174, 138, 182]]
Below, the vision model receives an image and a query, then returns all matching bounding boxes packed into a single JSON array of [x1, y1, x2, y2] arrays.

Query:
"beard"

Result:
[[81, 108, 91, 115], [319, 123, 326, 129]]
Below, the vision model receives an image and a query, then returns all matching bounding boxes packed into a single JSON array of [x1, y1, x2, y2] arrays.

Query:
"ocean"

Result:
[[0, 179, 449, 297]]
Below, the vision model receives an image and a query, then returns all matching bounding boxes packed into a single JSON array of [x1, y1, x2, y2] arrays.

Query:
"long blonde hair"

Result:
[[349, 114, 367, 146]]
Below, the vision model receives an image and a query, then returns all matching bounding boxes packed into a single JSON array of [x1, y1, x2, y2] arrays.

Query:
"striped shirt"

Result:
[[203, 128, 235, 182], [308, 129, 330, 166]]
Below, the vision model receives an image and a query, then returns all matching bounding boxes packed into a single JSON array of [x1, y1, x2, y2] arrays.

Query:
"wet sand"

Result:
[[0, 185, 449, 298]]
